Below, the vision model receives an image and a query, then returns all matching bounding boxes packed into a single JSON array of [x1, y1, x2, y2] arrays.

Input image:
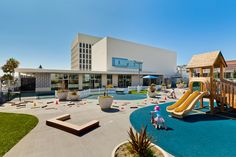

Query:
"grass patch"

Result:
[[0, 112, 38, 157], [129, 90, 148, 94]]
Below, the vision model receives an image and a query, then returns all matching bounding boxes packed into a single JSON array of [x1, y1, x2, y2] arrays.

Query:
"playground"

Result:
[[130, 102, 236, 157], [130, 51, 236, 156]]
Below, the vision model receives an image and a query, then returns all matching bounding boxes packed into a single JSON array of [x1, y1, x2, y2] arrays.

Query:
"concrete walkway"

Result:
[[1, 90, 183, 157]]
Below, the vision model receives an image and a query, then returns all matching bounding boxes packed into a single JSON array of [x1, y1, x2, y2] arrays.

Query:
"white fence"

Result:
[[78, 86, 150, 99]]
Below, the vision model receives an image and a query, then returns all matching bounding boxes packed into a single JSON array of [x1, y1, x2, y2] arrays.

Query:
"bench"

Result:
[[46, 114, 99, 136]]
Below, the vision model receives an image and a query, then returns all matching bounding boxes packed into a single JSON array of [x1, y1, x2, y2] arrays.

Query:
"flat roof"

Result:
[[15, 68, 162, 75]]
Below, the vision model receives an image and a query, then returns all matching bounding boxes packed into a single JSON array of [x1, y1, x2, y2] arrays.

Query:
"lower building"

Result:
[[16, 69, 164, 92]]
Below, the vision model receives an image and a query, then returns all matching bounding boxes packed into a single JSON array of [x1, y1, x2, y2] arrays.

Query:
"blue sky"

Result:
[[0, 0, 236, 74]]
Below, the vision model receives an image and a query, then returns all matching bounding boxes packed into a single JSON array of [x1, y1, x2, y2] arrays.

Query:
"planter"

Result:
[[111, 141, 170, 157], [57, 91, 68, 101], [67, 91, 80, 101], [98, 96, 113, 109]]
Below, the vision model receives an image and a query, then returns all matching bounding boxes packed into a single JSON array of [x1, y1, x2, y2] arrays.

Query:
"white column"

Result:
[[112, 74, 118, 87], [79, 74, 83, 90], [101, 74, 107, 87]]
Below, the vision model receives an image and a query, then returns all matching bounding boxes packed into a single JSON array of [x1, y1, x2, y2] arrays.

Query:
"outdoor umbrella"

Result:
[[142, 75, 158, 85]]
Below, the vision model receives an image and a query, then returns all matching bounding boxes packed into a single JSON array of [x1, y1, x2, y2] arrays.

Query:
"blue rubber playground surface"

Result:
[[130, 102, 236, 157]]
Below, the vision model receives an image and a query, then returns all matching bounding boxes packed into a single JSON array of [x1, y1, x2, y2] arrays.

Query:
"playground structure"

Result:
[[167, 51, 236, 118]]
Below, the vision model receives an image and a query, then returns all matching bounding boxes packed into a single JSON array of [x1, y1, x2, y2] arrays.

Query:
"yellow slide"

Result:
[[172, 91, 207, 118], [166, 90, 191, 113]]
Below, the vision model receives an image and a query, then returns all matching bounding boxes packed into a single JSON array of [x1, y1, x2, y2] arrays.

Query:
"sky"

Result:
[[0, 0, 236, 75]]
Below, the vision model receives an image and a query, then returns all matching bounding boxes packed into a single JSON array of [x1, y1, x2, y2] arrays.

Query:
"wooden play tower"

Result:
[[186, 51, 236, 113]]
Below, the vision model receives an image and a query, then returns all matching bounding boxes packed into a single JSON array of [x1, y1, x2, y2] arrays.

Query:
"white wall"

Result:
[[106, 37, 177, 76], [92, 38, 107, 71]]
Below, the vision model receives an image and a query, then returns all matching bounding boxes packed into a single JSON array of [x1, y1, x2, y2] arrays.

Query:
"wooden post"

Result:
[[220, 64, 224, 80], [199, 68, 204, 108], [189, 69, 193, 92], [209, 66, 214, 113]]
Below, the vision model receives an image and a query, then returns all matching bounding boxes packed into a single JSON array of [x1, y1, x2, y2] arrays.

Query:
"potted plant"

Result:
[[112, 126, 168, 157], [67, 90, 79, 101], [56, 89, 68, 100], [98, 85, 113, 110]]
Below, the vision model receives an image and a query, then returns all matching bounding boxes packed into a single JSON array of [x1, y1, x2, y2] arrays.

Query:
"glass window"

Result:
[[89, 60, 91, 64], [86, 49, 88, 53], [89, 65, 91, 69], [83, 49, 85, 53], [80, 54, 82, 58], [69, 74, 78, 80], [89, 55, 91, 59], [83, 54, 85, 58], [79, 43, 82, 47], [79, 48, 82, 53], [83, 43, 85, 47], [89, 44, 91, 48], [107, 74, 112, 85], [118, 75, 131, 88], [86, 44, 88, 48]]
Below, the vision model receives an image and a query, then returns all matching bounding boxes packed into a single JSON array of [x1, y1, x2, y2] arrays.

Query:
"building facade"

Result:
[[16, 33, 177, 92]]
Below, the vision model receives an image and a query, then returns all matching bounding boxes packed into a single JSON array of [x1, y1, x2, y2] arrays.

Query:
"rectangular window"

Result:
[[86, 49, 88, 53], [107, 74, 113, 85], [79, 48, 82, 53], [79, 43, 82, 47], [83, 43, 85, 47], [118, 75, 131, 88], [89, 60, 91, 64], [83, 49, 85, 53], [80, 54, 82, 58], [89, 55, 91, 59], [86, 44, 88, 48], [89, 44, 91, 48]]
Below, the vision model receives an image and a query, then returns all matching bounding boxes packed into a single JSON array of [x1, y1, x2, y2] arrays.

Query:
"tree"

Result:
[[1, 58, 20, 88]]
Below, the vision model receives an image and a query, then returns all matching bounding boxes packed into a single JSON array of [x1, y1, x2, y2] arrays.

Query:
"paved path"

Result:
[[1, 90, 183, 157]]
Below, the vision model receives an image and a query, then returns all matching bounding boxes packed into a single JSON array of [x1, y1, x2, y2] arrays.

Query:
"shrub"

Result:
[[128, 126, 153, 157]]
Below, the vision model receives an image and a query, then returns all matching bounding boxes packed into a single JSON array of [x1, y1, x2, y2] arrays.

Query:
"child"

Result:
[[151, 106, 167, 130]]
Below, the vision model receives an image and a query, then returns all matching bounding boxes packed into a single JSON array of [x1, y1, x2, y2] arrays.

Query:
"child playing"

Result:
[[151, 106, 167, 130]]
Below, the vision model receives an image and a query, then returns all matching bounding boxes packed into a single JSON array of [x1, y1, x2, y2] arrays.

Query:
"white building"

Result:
[[15, 33, 177, 92]]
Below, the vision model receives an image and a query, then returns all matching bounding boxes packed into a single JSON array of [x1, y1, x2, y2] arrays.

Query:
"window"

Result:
[[79, 43, 82, 47], [89, 65, 91, 69], [80, 59, 82, 63], [86, 44, 88, 48], [83, 43, 85, 47], [80, 54, 82, 58], [89, 55, 91, 59], [89, 60, 91, 64], [83, 54, 85, 58], [89, 50, 91, 54], [79, 48, 82, 53], [107, 74, 112, 85], [118, 75, 131, 88], [86, 49, 88, 53], [83, 49, 85, 53], [89, 44, 91, 48]]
